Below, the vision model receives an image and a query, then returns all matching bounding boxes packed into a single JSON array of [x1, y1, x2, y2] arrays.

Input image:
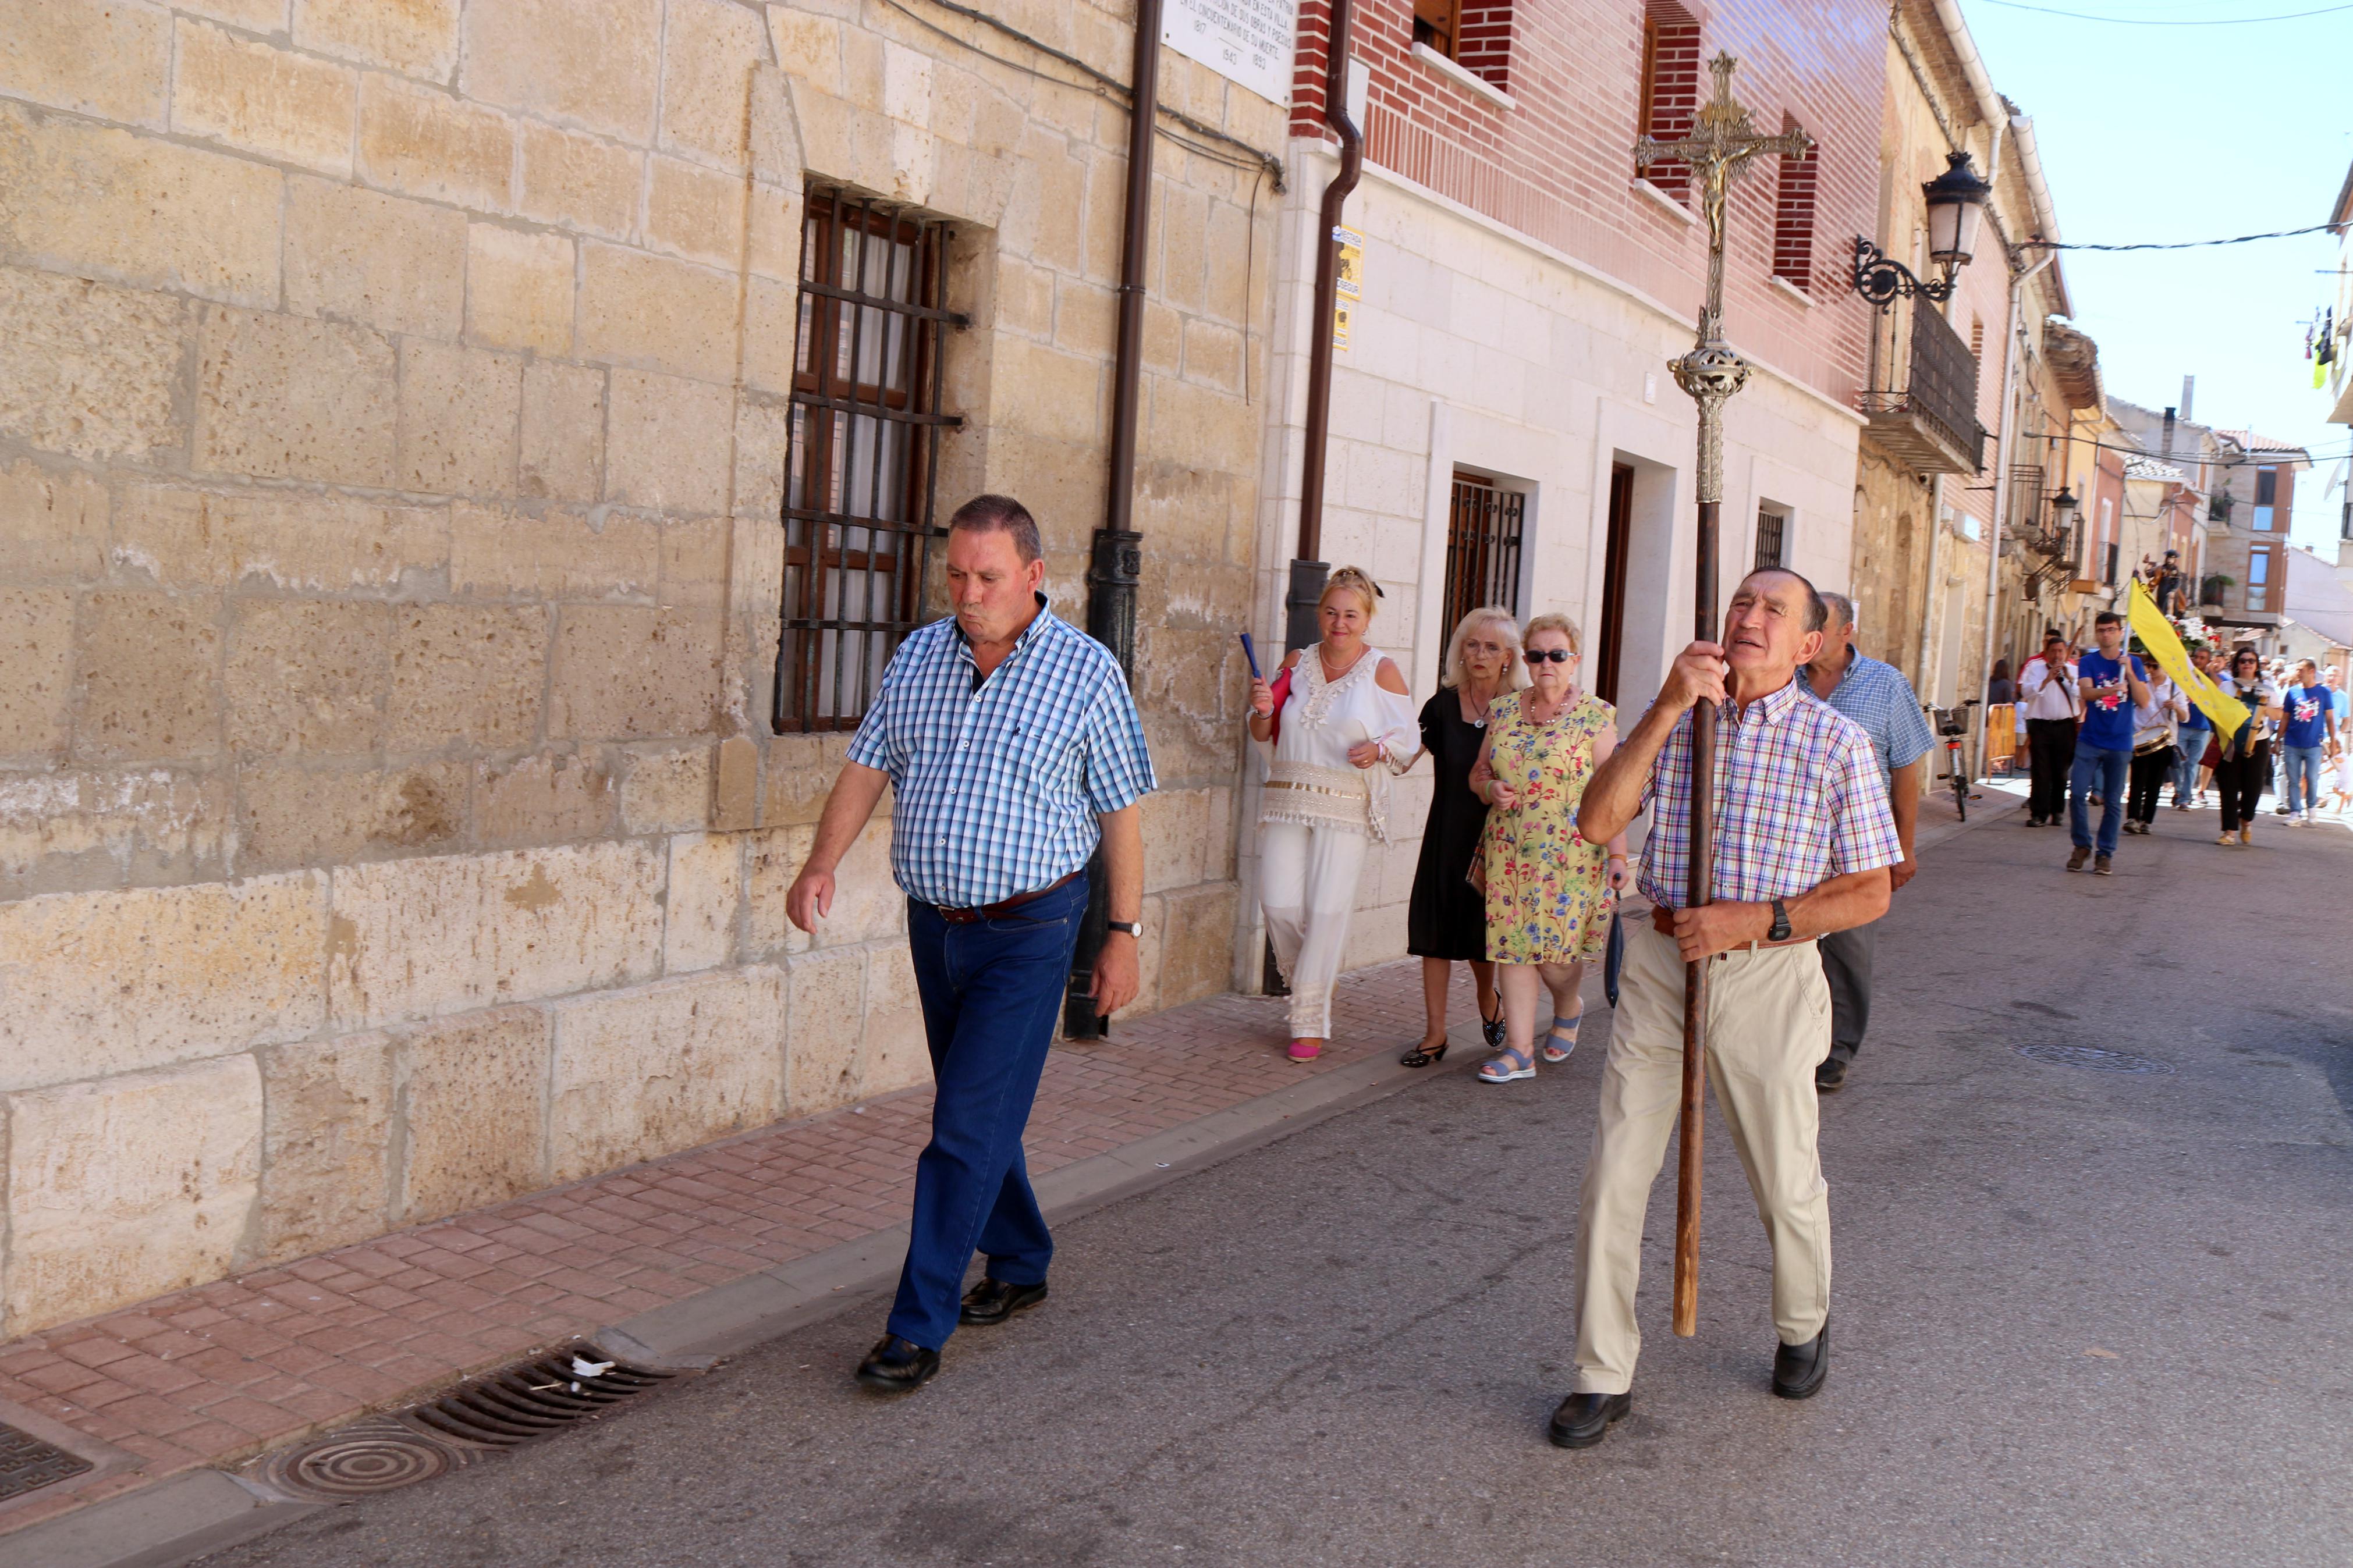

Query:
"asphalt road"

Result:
[[207, 805, 2352, 1568]]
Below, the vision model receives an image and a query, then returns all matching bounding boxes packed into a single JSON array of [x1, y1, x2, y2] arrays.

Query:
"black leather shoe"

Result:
[[1772, 1320, 1829, 1399], [1815, 1056, 1848, 1093], [1547, 1391, 1631, 1449], [959, 1277, 1049, 1327], [855, 1334, 939, 1393]]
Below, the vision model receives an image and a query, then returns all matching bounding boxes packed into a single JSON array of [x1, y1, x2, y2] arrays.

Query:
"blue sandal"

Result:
[[1478, 1046, 1535, 1084], [1540, 1014, 1581, 1065]]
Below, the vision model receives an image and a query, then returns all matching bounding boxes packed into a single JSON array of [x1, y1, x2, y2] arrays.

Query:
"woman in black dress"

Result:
[[1400, 608, 1522, 1066]]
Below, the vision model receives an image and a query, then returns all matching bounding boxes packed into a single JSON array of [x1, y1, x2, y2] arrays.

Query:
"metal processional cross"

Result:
[[1634, 52, 1812, 1340]]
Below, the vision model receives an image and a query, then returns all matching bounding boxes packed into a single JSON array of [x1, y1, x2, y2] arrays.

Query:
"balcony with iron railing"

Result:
[[2007, 463, 2079, 592], [1856, 296, 1986, 476]]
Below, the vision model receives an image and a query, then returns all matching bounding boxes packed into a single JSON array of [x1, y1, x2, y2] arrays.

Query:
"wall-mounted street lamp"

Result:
[[1852, 150, 1994, 308], [2047, 484, 2079, 538]]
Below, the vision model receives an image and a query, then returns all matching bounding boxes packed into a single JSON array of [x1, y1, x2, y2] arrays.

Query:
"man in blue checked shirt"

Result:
[[786, 495, 1155, 1396], [1800, 593, 1935, 1093]]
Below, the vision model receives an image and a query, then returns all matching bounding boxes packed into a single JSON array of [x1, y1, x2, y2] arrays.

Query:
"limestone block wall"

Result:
[[0, 0, 1282, 1335]]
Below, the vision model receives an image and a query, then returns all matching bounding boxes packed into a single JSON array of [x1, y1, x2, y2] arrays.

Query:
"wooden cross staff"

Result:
[[1635, 54, 1811, 1338]]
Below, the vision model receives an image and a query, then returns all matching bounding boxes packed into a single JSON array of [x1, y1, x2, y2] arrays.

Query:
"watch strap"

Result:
[[1106, 919, 1141, 937], [1768, 898, 1791, 943]]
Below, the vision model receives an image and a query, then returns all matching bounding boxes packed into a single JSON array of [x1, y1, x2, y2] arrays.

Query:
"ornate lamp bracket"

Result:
[[1851, 236, 1958, 310]]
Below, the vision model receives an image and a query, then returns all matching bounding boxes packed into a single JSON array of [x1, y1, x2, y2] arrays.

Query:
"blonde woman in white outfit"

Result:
[[1248, 567, 1420, 1062]]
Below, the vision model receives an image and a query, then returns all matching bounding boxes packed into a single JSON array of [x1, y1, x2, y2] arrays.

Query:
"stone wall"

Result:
[[0, 0, 1282, 1335]]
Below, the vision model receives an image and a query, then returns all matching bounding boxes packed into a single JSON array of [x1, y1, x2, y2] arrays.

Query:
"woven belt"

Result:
[[932, 870, 1082, 926]]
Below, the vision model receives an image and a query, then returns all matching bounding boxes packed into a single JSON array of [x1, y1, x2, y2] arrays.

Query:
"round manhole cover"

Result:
[[266, 1424, 462, 1499], [2014, 1043, 2173, 1075]]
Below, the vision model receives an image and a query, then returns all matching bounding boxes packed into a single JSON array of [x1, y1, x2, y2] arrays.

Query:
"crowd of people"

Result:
[[2014, 628, 2348, 858], [774, 488, 2344, 1450]]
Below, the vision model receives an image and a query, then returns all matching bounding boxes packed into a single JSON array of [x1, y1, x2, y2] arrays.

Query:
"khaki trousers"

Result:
[[1570, 919, 1833, 1395]]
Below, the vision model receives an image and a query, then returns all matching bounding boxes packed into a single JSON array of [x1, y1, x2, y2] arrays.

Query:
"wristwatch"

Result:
[[1106, 920, 1141, 937], [1766, 898, 1791, 943]]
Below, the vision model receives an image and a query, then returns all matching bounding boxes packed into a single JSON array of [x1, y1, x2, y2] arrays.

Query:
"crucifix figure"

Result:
[[1634, 52, 1812, 1340]]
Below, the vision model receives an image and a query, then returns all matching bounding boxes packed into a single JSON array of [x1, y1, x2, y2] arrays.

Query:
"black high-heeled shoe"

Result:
[[1480, 1005, 1508, 1050], [1399, 1038, 1449, 1068]]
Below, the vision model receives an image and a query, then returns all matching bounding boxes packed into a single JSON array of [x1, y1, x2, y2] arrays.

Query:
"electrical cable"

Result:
[[1979, 1, 2353, 22], [876, 0, 1285, 189], [2023, 223, 2340, 251]]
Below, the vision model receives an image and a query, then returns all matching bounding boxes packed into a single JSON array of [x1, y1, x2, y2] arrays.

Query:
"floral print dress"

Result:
[[1480, 689, 1616, 965]]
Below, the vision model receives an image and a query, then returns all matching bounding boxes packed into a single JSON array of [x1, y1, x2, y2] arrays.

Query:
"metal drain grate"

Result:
[[2014, 1043, 2174, 1075], [0, 1421, 94, 1502], [251, 1344, 680, 1502], [406, 1346, 676, 1449]]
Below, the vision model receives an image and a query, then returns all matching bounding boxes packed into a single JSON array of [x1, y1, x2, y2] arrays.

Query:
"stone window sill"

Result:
[[1410, 43, 1516, 112], [1631, 179, 1697, 226], [1769, 276, 1813, 308]]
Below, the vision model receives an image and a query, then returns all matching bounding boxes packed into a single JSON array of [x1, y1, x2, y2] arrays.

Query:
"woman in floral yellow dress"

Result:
[[1470, 614, 1630, 1084]]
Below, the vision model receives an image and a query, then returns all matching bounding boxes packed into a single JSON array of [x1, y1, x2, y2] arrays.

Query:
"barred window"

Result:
[[1637, 2, 1701, 201], [1753, 503, 1787, 570], [775, 186, 964, 733], [1442, 473, 1526, 637]]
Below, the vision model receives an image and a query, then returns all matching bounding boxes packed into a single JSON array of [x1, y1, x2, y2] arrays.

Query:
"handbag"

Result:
[[1264, 665, 1293, 744]]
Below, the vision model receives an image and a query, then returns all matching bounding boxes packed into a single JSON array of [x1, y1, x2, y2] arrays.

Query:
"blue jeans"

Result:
[[886, 874, 1087, 1350], [2069, 745, 2130, 856], [2281, 744, 2324, 815], [2170, 735, 2205, 805]]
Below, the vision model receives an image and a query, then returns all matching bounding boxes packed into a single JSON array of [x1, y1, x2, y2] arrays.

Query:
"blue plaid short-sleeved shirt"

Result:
[[846, 595, 1156, 908], [1808, 646, 1936, 783]]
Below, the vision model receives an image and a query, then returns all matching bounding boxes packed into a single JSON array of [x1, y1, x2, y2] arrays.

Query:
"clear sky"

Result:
[[1957, 0, 2353, 552]]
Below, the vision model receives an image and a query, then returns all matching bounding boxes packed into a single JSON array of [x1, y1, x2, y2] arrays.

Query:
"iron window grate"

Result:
[[1442, 475, 1526, 638], [1754, 506, 1786, 570], [775, 185, 967, 734]]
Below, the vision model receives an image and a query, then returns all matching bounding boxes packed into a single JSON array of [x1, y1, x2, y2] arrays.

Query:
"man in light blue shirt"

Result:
[[1801, 593, 1935, 1091], [788, 495, 1155, 1393]]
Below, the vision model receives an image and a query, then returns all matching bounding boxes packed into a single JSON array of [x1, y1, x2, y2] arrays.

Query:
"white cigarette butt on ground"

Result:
[[2084, 1347, 2119, 1359], [570, 1355, 616, 1378]]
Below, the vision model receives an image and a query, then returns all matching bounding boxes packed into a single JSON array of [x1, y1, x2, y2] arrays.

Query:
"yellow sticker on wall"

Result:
[[1333, 225, 1361, 351]]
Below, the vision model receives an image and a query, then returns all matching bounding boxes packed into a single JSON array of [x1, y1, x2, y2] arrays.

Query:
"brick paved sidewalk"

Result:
[[0, 959, 1467, 1539]]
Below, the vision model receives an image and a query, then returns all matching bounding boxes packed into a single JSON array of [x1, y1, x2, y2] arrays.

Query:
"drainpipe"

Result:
[[1974, 239, 2056, 776], [1285, 0, 1362, 650], [1065, 0, 1161, 1040]]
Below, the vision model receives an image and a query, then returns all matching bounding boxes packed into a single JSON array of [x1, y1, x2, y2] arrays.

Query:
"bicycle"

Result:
[[1924, 700, 1982, 821]]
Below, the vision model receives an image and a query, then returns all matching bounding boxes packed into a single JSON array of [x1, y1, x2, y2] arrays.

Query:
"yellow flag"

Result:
[[2128, 580, 2248, 740]]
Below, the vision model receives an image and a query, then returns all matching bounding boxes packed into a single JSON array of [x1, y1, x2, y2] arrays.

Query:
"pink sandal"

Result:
[[1286, 1038, 1323, 1062]]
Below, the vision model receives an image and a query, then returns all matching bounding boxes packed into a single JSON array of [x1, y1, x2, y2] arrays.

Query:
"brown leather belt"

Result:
[[932, 870, 1082, 925]]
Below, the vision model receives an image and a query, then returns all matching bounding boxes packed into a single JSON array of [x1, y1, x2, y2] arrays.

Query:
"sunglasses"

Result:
[[1527, 648, 1574, 664]]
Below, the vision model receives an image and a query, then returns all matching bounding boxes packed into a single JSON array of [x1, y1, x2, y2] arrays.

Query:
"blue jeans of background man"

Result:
[[2170, 737, 2203, 806], [2281, 744, 2324, 815], [2069, 745, 2131, 856], [886, 874, 1087, 1351]]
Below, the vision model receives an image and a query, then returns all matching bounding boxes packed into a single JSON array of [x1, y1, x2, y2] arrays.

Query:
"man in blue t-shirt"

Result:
[[2278, 659, 2338, 824], [2066, 610, 2148, 874], [2171, 644, 2217, 809]]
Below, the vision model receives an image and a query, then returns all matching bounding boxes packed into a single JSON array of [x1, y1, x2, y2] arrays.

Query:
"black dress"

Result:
[[1406, 689, 1492, 961]]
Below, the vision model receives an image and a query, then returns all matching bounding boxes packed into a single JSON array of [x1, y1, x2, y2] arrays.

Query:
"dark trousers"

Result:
[[2215, 744, 2270, 833], [1818, 918, 1876, 1066], [2027, 718, 2077, 822], [886, 875, 1087, 1350], [2126, 747, 2173, 824]]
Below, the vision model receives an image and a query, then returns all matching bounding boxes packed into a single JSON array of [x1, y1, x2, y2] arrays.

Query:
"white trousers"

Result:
[[1571, 920, 1833, 1394], [1257, 821, 1368, 1040]]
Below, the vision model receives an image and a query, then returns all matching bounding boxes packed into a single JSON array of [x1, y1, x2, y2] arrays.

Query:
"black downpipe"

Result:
[[1264, 0, 1362, 996], [1284, 0, 1362, 652], [1065, 0, 1160, 1040]]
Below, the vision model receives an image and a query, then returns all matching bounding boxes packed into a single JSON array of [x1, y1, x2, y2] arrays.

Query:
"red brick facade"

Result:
[[1290, 0, 1884, 403]]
